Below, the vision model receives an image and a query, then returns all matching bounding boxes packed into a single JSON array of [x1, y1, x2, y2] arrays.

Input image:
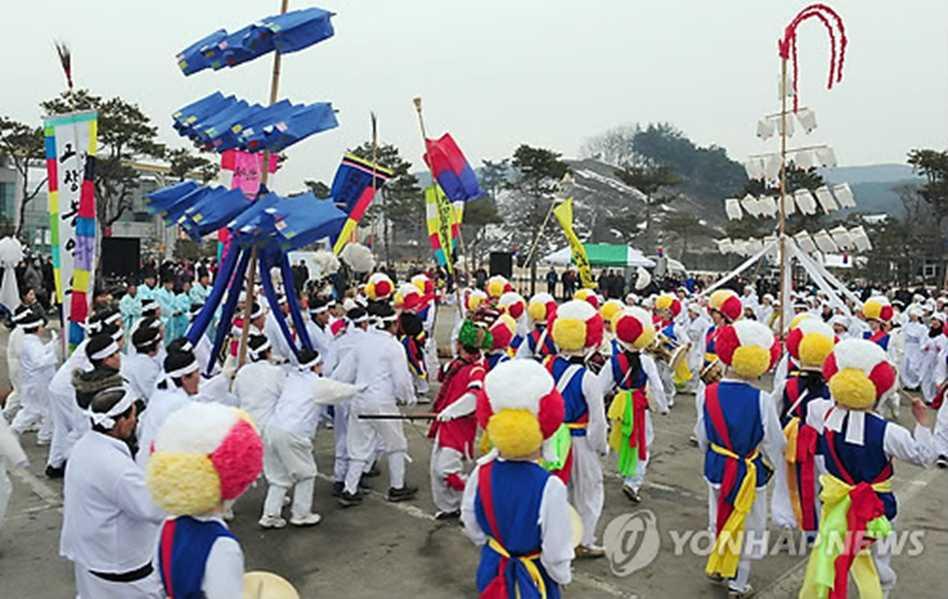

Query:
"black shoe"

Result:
[[434, 509, 461, 520], [45, 464, 65, 479], [621, 485, 641, 503], [358, 475, 372, 490], [937, 455, 948, 469], [386, 485, 418, 502], [332, 481, 345, 497], [363, 464, 382, 478], [337, 491, 364, 508]]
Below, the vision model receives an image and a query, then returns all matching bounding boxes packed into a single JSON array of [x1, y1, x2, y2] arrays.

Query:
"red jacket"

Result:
[[428, 355, 485, 457]]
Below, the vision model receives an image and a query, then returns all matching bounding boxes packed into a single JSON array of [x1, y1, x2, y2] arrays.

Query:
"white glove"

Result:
[[436, 393, 476, 421]]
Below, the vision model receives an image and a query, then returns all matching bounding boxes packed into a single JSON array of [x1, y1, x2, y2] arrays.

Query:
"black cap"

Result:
[[85, 333, 120, 362]]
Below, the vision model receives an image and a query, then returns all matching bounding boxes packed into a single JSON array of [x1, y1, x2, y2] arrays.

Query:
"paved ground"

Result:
[[1, 309, 947, 598]]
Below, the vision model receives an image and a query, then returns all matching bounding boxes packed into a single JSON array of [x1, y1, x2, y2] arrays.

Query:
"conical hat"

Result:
[[243, 571, 300, 599]]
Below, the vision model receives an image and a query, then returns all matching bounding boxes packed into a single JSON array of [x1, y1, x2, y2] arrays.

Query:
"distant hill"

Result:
[[820, 164, 922, 218]]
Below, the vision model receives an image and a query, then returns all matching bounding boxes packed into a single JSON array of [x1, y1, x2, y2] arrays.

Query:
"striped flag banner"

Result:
[[44, 110, 97, 352], [425, 184, 462, 274]]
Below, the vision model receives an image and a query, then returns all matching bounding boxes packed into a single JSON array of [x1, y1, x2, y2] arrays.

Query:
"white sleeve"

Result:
[[641, 356, 668, 413], [198, 373, 237, 406], [202, 536, 245, 599], [539, 476, 574, 585], [515, 339, 533, 360], [805, 399, 833, 434], [759, 390, 788, 488], [759, 390, 787, 467], [883, 422, 937, 467], [389, 339, 416, 403], [460, 464, 486, 546], [113, 465, 166, 523], [582, 370, 608, 454]]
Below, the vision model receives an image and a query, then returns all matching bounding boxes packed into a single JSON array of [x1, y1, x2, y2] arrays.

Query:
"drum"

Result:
[[700, 359, 723, 385], [568, 504, 584, 548], [668, 343, 691, 376], [647, 333, 679, 364]]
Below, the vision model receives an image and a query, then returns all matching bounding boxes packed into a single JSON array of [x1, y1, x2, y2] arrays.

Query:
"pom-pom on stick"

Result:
[[777, 3, 847, 112], [54, 40, 73, 91]]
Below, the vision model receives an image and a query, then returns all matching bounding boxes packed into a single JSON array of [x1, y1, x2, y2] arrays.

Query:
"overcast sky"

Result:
[[4, 0, 946, 194]]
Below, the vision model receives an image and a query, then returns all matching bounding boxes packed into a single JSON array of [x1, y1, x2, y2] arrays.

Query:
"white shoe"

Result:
[[36, 437, 51, 446], [258, 515, 287, 529], [290, 513, 322, 527]]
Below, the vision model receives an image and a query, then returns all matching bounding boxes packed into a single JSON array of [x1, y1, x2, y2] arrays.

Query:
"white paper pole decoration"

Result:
[[813, 229, 839, 253], [740, 194, 759, 217], [794, 230, 816, 253], [731, 239, 747, 256], [814, 186, 839, 213], [832, 183, 856, 208], [783, 193, 796, 216], [816, 146, 838, 167], [850, 226, 872, 251], [724, 198, 743, 220], [794, 149, 817, 169], [716, 238, 734, 254], [765, 153, 782, 180], [700, 239, 778, 297], [744, 158, 765, 180], [795, 108, 818, 133], [758, 195, 778, 218], [757, 118, 775, 140], [794, 188, 818, 215], [746, 238, 764, 254], [829, 225, 852, 250], [778, 113, 795, 137]]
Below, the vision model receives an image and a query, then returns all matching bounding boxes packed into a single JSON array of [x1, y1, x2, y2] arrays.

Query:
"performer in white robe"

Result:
[[3, 305, 33, 420], [0, 413, 28, 530], [333, 304, 418, 506], [122, 325, 164, 404], [60, 386, 165, 599], [328, 306, 370, 495], [233, 334, 287, 433], [920, 314, 947, 405], [900, 308, 927, 390], [10, 311, 58, 444], [263, 293, 295, 365]]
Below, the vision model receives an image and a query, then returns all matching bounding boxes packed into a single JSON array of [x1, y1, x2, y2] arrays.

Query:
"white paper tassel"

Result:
[[731, 239, 747, 256], [757, 118, 775, 140], [813, 229, 839, 253], [829, 225, 853, 250], [814, 186, 839, 214], [764, 153, 783, 181], [850, 226, 872, 252], [740, 194, 759, 218], [816, 146, 838, 168], [762, 235, 778, 259], [832, 183, 856, 208], [795, 108, 818, 133], [778, 114, 795, 138], [794, 189, 818, 215], [758, 195, 778, 218], [745, 238, 763, 254], [716, 238, 733, 254], [794, 231, 816, 253], [793, 149, 817, 170], [782, 193, 796, 216], [744, 158, 765, 180], [724, 198, 743, 221]]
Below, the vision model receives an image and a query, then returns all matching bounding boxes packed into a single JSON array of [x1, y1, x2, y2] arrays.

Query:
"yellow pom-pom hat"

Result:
[[709, 289, 743, 323], [527, 292, 557, 324], [393, 283, 422, 312], [486, 275, 513, 299], [715, 320, 780, 379], [465, 289, 488, 313], [146, 402, 263, 516], [476, 360, 565, 459], [551, 299, 604, 355], [365, 272, 394, 301], [654, 293, 682, 318], [785, 317, 836, 370], [573, 288, 600, 310], [599, 299, 625, 326], [612, 307, 657, 352], [411, 273, 434, 297], [822, 338, 896, 410], [862, 296, 894, 323], [497, 291, 527, 320]]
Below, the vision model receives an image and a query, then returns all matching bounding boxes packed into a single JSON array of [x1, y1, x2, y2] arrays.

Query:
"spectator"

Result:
[[545, 267, 558, 296]]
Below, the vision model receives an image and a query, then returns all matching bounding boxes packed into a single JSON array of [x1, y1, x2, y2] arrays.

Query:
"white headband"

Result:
[[310, 305, 330, 315], [104, 312, 122, 325], [86, 386, 135, 429], [21, 320, 43, 331], [165, 358, 199, 380], [90, 341, 120, 361], [350, 314, 369, 324], [12, 310, 31, 323], [249, 339, 272, 360], [298, 353, 322, 370]]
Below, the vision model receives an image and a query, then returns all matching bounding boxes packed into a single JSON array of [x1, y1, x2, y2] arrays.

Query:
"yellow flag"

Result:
[[552, 197, 595, 289]]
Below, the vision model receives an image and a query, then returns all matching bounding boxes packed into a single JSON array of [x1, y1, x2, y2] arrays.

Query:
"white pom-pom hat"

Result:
[[498, 291, 526, 320], [394, 283, 422, 312], [411, 273, 433, 296], [551, 299, 604, 354], [709, 289, 743, 322], [822, 338, 896, 410], [612, 307, 656, 352], [715, 320, 780, 379]]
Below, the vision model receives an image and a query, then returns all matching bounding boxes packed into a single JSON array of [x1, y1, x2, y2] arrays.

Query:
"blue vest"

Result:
[[609, 352, 647, 391], [819, 411, 897, 519], [546, 356, 589, 435], [487, 352, 509, 372], [703, 381, 772, 488], [474, 460, 561, 599], [158, 516, 236, 599]]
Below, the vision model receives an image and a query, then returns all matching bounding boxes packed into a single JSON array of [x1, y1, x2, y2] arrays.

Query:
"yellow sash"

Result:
[[705, 444, 760, 579], [487, 537, 547, 599]]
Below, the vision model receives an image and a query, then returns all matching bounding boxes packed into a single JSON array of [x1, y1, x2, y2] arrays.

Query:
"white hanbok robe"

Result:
[[233, 360, 286, 431], [46, 339, 92, 467], [899, 321, 927, 389], [11, 333, 58, 440]]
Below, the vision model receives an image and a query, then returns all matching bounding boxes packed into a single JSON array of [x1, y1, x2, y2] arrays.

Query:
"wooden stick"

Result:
[[777, 57, 789, 338], [522, 197, 559, 296], [357, 412, 437, 420], [413, 96, 465, 319], [237, 0, 289, 369]]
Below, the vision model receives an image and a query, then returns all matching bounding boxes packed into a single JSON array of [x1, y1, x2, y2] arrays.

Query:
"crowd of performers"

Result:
[[2, 265, 948, 599]]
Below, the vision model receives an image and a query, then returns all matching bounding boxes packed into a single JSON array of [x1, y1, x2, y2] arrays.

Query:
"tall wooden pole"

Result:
[[236, 0, 289, 368], [413, 97, 465, 318], [777, 57, 789, 337]]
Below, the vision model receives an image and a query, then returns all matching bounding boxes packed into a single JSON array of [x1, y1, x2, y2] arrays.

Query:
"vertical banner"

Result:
[[218, 149, 279, 258], [44, 110, 98, 351], [425, 184, 456, 275], [552, 197, 595, 289]]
